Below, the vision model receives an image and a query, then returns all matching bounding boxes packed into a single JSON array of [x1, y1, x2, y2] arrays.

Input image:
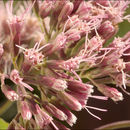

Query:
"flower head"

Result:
[[0, 0, 130, 129]]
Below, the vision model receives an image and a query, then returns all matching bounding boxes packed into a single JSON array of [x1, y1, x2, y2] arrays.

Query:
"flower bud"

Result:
[[67, 80, 93, 93], [58, 2, 74, 23], [73, 0, 83, 11], [1, 85, 19, 101], [20, 101, 32, 120], [63, 15, 80, 30], [65, 29, 81, 42], [56, 104, 77, 126], [98, 21, 118, 40], [44, 103, 67, 121], [75, 1, 92, 16], [10, 69, 34, 91], [47, 33, 67, 55], [98, 84, 123, 101], [39, 0, 54, 18], [67, 91, 87, 107], [57, 91, 82, 111], [40, 76, 68, 91], [34, 104, 52, 128]]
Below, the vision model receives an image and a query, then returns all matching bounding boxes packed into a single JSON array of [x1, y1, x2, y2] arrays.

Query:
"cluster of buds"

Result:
[[0, 0, 130, 129]]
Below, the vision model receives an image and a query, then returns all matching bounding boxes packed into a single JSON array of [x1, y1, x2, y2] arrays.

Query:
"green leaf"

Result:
[[0, 118, 9, 129]]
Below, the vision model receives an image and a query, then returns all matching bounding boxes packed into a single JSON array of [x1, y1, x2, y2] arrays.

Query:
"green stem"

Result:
[[35, 12, 49, 42], [95, 120, 130, 130], [42, 20, 49, 41], [86, 75, 100, 88]]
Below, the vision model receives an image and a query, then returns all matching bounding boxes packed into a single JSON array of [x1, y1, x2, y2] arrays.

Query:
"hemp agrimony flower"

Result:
[[0, 0, 130, 129]]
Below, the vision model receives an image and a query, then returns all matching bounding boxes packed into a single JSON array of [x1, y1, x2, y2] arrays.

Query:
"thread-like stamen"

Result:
[[63, 16, 72, 33], [21, 0, 36, 21], [71, 70, 82, 82], [125, 62, 130, 64], [101, 48, 115, 51], [89, 95, 108, 100], [36, 38, 44, 50], [67, 16, 73, 23], [123, 53, 130, 56], [33, 42, 39, 50], [10, 0, 13, 15], [96, 50, 112, 65], [84, 107, 101, 120], [38, 43, 50, 52], [126, 74, 130, 78], [16, 45, 26, 51], [123, 15, 130, 22], [84, 33, 89, 56], [51, 121, 59, 130], [121, 70, 126, 89], [20, 81, 34, 91], [119, 85, 130, 95], [86, 105, 107, 112]]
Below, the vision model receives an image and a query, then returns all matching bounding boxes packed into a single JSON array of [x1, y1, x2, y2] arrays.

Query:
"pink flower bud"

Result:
[[34, 104, 52, 128], [73, 0, 83, 11], [10, 69, 34, 91], [98, 21, 117, 40], [44, 103, 67, 121], [68, 80, 94, 94], [76, 1, 92, 16], [28, 100, 38, 115], [98, 84, 123, 101], [40, 76, 68, 91], [64, 15, 80, 30], [10, 69, 23, 84], [88, 36, 104, 51], [58, 2, 74, 22], [46, 33, 67, 55], [67, 91, 87, 107], [39, 0, 54, 18], [24, 49, 44, 66], [20, 101, 32, 120], [57, 91, 82, 111], [1, 85, 19, 101], [16, 41, 45, 72], [56, 104, 77, 126], [65, 29, 81, 42]]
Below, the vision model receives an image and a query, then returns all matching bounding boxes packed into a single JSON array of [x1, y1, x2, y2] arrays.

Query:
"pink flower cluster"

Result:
[[0, 0, 130, 129]]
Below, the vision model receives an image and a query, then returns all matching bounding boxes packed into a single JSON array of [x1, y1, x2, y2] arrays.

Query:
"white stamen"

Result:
[[71, 70, 82, 82], [86, 105, 107, 112], [119, 85, 130, 96], [16, 45, 26, 51], [51, 121, 59, 130], [84, 107, 101, 120], [38, 43, 50, 52], [121, 70, 126, 89], [90, 95, 108, 100]]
